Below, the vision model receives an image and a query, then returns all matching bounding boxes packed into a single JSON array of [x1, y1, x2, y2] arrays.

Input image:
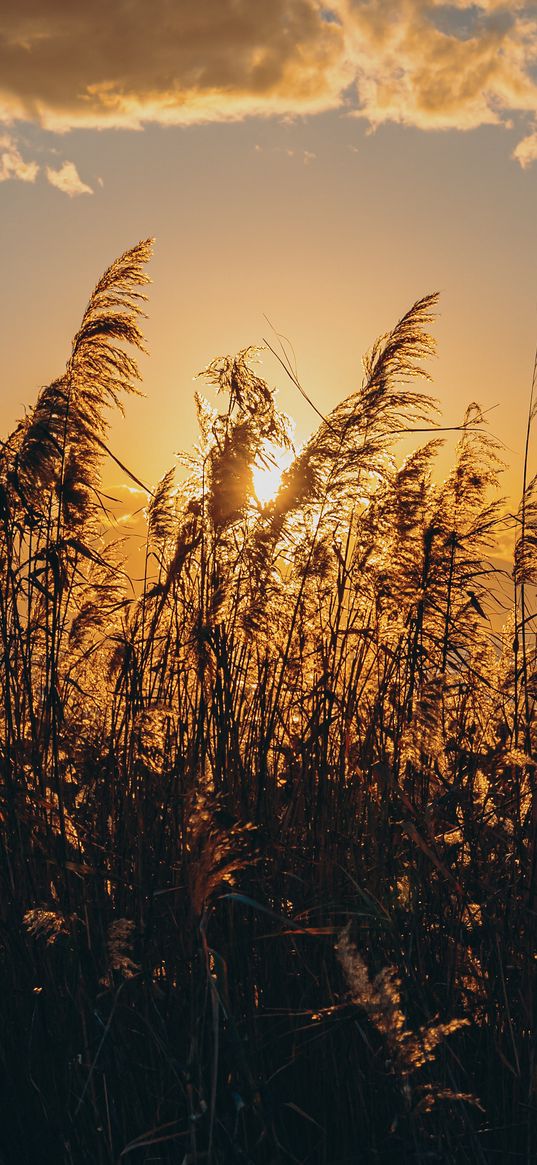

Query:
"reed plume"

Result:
[[0, 249, 536, 1165]]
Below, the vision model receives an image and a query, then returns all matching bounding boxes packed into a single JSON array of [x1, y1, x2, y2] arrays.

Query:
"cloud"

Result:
[[0, 133, 38, 182], [0, 0, 347, 130], [513, 126, 537, 168], [342, 0, 537, 137], [46, 160, 93, 196], [0, 1, 536, 163], [0, 132, 92, 191]]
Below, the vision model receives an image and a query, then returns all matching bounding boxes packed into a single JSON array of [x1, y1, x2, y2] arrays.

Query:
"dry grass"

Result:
[[0, 241, 536, 1162]]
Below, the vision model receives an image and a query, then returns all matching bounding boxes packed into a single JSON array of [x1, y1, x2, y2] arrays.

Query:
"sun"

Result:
[[252, 444, 293, 506]]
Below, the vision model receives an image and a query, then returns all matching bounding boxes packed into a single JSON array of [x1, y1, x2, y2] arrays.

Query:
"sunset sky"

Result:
[[2, 0, 537, 504]]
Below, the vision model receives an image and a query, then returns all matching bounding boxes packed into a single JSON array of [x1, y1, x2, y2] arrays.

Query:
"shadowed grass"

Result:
[[0, 242, 536, 1163]]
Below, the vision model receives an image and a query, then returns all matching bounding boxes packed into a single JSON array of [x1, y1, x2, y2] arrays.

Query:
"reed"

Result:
[[0, 241, 536, 1163]]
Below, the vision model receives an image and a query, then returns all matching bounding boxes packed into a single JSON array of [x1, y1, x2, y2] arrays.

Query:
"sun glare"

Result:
[[253, 445, 293, 506]]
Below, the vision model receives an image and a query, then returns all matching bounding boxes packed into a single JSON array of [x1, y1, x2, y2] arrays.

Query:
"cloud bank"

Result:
[[0, 0, 536, 166], [0, 0, 347, 130]]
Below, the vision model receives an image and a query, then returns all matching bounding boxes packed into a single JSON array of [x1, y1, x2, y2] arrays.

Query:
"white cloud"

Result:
[[46, 160, 93, 196], [0, 133, 38, 182]]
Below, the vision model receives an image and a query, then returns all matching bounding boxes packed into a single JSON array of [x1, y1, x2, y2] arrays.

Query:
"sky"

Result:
[[2, 0, 537, 507]]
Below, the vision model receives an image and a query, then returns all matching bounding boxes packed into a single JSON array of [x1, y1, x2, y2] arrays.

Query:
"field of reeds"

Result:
[[2, 239, 537, 1163]]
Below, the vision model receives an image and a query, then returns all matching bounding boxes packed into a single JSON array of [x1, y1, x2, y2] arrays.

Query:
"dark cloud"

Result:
[[0, 1, 347, 129], [0, 0, 536, 165]]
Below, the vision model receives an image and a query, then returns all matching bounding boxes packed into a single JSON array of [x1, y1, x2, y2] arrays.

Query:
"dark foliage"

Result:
[[0, 243, 536, 1164]]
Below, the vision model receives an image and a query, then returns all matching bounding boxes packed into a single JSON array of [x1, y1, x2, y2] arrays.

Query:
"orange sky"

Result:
[[1, 1, 537, 508]]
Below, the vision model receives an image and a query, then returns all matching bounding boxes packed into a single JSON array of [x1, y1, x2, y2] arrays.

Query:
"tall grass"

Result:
[[1, 241, 536, 1163]]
